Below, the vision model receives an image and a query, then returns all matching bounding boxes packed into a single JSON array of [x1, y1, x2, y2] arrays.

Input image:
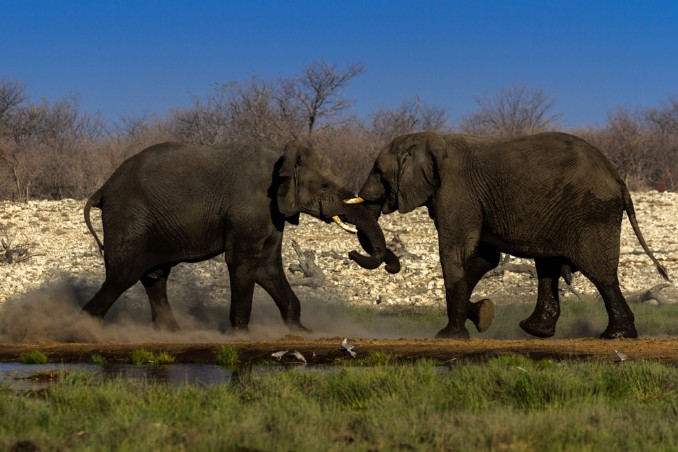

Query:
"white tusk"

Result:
[[332, 215, 358, 233], [343, 196, 364, 205]]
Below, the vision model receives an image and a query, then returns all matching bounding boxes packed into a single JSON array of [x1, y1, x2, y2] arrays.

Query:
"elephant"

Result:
[[83, 141, 400, 333], [354, 131, 669, 339]]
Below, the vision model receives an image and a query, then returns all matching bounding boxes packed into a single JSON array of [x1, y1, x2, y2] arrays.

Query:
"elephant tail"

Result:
[[621, 183, 670, 281], [84, 190, 104, 255]]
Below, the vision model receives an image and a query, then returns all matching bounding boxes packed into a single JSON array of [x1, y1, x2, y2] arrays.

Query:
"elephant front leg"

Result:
[[436, 260, 472, 339], [255, 243, 311, 333], [463, 245, 500, 333], [227, 257, 260, 333], [520, 258, 561, 337]]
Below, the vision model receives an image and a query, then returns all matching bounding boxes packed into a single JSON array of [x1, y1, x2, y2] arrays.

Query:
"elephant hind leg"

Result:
[[140, 266, 179, 331], [589, 274, 637, 339], [82, 275, 137, 319], [520, 258, 562, 338]]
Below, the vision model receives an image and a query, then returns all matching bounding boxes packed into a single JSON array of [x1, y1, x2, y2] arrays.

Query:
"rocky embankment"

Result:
[[1, 192, 677, 310]]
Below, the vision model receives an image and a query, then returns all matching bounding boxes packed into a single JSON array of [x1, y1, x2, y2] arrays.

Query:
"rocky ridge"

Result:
[[1, 191, 677, 310]]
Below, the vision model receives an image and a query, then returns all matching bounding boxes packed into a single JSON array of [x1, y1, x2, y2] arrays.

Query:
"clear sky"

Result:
[[3, 0, 677, 128]]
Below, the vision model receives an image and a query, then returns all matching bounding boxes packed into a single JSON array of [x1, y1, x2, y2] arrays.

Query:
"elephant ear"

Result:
[[397, 132, 447, 213], [277, 141, 305, 218]]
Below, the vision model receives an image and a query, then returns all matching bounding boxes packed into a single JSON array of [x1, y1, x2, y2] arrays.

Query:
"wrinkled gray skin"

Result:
[[357, 131, 669, 339], [83, 141, 400, 333]]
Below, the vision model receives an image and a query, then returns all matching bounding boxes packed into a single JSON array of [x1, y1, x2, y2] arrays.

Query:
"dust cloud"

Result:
[[0, 276, 430, 344]]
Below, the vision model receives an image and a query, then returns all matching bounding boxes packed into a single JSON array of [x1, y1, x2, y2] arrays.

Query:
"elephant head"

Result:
[[359, 131, 448, 215], [276, 141, 401, 273], [349, 132, 447, 267]]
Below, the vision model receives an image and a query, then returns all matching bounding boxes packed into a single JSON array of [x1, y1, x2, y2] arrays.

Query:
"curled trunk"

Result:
[[343, 203, 401, 274]]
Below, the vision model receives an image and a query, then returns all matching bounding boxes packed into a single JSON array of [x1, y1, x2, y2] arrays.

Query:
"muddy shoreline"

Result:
[[2, 338, 677, 365]]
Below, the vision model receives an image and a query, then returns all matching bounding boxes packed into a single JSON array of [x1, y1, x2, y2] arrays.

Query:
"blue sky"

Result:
[[3, 0, 677, 127]]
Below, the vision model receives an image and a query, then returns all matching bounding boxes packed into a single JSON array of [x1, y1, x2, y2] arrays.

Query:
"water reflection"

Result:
[[0, 363, 233, 391], [0, 362, 454, 392], [99, 363, 233, 387]]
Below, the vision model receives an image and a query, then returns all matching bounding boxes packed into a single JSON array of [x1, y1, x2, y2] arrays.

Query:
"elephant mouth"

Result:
[[330, 196, 364, 233]]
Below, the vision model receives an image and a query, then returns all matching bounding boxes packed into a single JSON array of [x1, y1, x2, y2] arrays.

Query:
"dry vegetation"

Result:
[[2, 63, 677, 201]]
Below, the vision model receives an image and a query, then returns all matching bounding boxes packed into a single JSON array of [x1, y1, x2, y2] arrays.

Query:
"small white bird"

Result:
[[271, 350, 288, 361], [614, 349, 631, 362], [291, 350, 307, 363], [341, 338, 354, 352]]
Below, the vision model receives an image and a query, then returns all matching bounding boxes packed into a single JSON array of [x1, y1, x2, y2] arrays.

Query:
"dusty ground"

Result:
[[1, 195, 677, 365], [2, 337, 677, 365]]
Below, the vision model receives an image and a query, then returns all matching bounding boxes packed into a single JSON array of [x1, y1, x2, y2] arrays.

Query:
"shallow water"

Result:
[[0, 362, 454, 392], [0, 362, 233, 391]]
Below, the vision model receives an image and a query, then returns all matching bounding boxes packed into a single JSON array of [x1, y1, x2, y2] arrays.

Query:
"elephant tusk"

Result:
[[332, 215, 358, 233], [343, 196, 364, 205]]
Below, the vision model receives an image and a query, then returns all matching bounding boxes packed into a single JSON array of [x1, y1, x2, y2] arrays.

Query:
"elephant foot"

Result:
[[287, 320, 312, 334], [519, 317, 556, 338], [80, 304, 106, 320], [153, 317, 180, 332], [226, 324, 250, 336], [600, 324, 638, 339], [468, 299, 494, 333], [435, 325, 470, 340], [79, 308, 103, 321]]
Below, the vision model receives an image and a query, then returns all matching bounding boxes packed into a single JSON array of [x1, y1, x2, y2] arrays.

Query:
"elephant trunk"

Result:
[[344, 202, 401, 274]]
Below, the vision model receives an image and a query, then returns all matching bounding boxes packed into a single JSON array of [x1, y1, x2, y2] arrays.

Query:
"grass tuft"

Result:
[[129, 349, 156, 365], [91, 353, 107, 365], [128, 350, 175, 365], [155, 351, 175, 364], [18, 351, 48, 364], [216, 346, 239, 367]]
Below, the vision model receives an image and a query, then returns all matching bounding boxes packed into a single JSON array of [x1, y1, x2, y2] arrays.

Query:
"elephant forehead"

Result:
[[303, 154, 350, 188], [375, 150, 398, 169]]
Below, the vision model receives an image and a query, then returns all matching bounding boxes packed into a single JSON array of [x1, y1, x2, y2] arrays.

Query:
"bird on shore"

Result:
[[341, 338, 357, 358], [271, 350, 288, 361], [614, 349, 631, 362], [291, 350, 307, 364], [341, 338, 354, 351]]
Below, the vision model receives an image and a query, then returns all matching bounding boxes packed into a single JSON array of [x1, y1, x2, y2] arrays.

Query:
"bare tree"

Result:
[[369, 96, 449, 144], [167, 87, 230, 146], [112, 112, 153, 141], [0, 79, 27, 124], [281, 61, 365, 139], [228, 77, 304, 145], [645, 95, 678, 135], [459, 85, 561, 137], [602, 108, 654, 188]]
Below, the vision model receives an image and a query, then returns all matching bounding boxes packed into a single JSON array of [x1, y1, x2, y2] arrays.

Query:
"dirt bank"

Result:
[[2, 337, 677, 365]]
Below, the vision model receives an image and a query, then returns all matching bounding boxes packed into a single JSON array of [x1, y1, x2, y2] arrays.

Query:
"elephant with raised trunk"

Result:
[[83, 141, 400, 332], [354, 131, 669, 339]]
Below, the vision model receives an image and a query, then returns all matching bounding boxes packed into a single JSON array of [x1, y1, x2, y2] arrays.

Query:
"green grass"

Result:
[[154, 351, 175, 364], [333, 298, 678, 339], [336, 350, 394, 366], [90, 353, 106, 365], [18, 351, 48, 365], [215, 346, 239, 367], [129, 350, 175, 365], [0, 357, 677, 450]]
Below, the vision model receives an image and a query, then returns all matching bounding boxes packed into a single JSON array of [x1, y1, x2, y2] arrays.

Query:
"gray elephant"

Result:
[[354, 131, 668, 339], [83, 141, 400, 332]]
